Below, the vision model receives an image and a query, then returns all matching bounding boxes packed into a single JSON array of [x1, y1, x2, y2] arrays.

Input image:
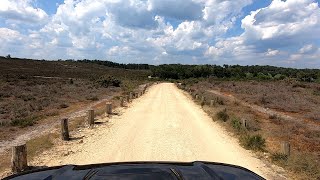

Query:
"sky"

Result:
[[0, 0, 319, 68]]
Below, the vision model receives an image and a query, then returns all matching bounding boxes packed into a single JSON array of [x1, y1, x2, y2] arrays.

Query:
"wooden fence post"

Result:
[[281, 142, 290, 156], [11, 144, 28, 173], [242, 119, 247, 128], [61, 118, 70, 141], [210, 100, 215, 107], [106, 102, 112, 115], [126, 95, 130, 103], [88, 109, 94, 126], [120, 97, 125, 107], [201, 96, 205, 104]]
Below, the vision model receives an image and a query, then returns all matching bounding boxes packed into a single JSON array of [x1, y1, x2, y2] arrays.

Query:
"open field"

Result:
[[182, 79, 320, 179], [2, 83, 283, 179], [0, 58, 151, 174]]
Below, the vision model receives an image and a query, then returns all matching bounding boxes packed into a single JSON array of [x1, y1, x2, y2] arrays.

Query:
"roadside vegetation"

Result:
[[151, 64, 320, 82], [0, 57, 152, 176], [0, 57, 151, 139], [171, 66, 320, 179]]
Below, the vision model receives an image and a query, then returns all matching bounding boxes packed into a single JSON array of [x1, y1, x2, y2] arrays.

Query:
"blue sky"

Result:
[[0, 0, 319, 68]]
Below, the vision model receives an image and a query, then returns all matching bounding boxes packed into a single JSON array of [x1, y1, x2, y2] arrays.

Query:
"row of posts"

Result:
[[10, 84, 150, 174], [186, 86, 291, 155]]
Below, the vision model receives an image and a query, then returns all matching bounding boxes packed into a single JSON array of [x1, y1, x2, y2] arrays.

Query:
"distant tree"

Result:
[[6, 54, 11, 59]]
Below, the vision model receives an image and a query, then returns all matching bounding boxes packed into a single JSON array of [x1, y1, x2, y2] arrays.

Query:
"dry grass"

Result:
[[197, 80, 320, 121], [26, 133, 56, 160], [0, 59, 149, 141], [185, 80, 320, 179]]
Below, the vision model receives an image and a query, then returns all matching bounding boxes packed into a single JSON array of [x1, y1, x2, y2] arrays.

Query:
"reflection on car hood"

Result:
[[4, 161, 265, 180]]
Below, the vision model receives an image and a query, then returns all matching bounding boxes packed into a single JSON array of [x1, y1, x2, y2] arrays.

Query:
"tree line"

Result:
[[151, 64, 320, 82], [2, 55, 319, 82], [78, 59, 150, 70]]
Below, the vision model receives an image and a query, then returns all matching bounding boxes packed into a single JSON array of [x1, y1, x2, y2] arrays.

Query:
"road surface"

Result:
[[32, 83, 283, 179]]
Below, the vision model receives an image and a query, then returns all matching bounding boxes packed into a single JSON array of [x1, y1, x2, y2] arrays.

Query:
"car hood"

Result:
[[4, 161, 265, 180]]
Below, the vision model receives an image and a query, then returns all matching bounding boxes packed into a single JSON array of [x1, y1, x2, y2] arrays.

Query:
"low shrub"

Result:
[[216, 109, 229, 122], [269, 114, 278, 119], [59, 103, 69, 109], [271, 152, 288, 163], [231, 117, 242, 132], [292, 83, 307, 88], [313, 90, 320, 96], [86, 95, 99, 101], [200, 100, 205, 107], [287, 153, 320, 179], [96, 76, 121, 87], [216, 97, 224, 105], [10, 116, 41, 127], [272, 152, 320, 179], [17, 94, 36, 101], [240, 134, 265, 151]]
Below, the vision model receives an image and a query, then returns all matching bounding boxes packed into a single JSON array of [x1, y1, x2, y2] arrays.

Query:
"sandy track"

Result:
[[32, 83, 283, 179]]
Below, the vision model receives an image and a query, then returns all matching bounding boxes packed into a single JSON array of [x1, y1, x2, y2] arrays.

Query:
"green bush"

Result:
[[216, 109, 229, 122], [96, 76, 121, 87], [231, 117, 242, 131], [10, 116, 41, 127], [240, 134, 265, 151], [271, 152, 288, 163], [274, 74, 286, 80]]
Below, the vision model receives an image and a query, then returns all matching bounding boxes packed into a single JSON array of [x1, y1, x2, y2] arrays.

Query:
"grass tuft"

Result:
[[240, 134, 265, 151], [216, 109, 229, 122]]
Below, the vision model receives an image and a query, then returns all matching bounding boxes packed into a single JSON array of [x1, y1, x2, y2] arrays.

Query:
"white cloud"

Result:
[[299, 44, 318, 54], [0, 0, 48, 24], [241, 0, 320, 48], [149, 0, 203, 20], [108, 46, 132, 55], [203, 0, 252, 27], [265, 49, 280, 56], [0, 28, 22, 42], [0, 0, 319, 67]]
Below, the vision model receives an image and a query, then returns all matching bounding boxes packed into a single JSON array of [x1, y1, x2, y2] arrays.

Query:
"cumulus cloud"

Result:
[[0, 0, 48, 24], [241, 0, 320, 50], [299, 44, 318, 54], [203, 0, 252, 26], [108, 1, 158, 29], [149, 0, 203, 20], [265, 49, 280, 56], [0, 0, 319, 67]]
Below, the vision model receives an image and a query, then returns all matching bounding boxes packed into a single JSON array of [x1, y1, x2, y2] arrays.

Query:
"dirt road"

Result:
[[32, 83, 283, 179]]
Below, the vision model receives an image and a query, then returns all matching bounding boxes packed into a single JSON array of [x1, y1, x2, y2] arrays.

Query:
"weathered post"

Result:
[[210, 100, 215, 107], [201, 96, 205, 103], [120, 97, 125, 107], [88, 109, 94, 126], [126, 95, 130, 103], [11, 144, 28, 173], [61, 118, 70, 141], [106, 102, 112, 115], [281, 142, 290, 156], [242, 119, 247, 128]]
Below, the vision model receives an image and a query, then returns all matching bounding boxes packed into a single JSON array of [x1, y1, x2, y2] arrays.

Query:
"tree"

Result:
[[6, 54, 11, 59]]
